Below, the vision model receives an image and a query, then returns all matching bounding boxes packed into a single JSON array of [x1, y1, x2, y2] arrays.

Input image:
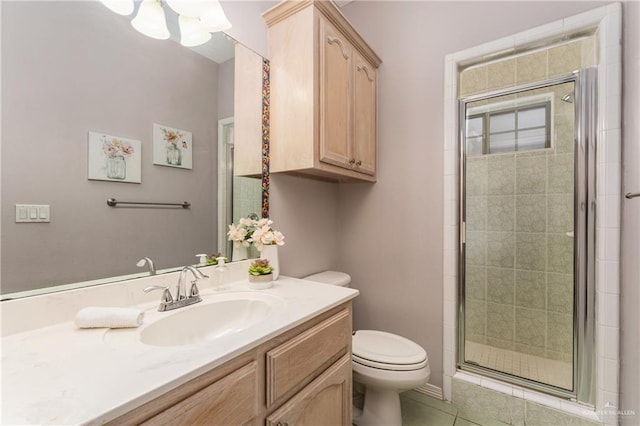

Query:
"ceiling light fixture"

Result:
[[200, 1, 232, 32], [178, 15, 212, 47], [165, 0, 211, 18], [101, 0, 232, 47], [131, 0, 171, 40]]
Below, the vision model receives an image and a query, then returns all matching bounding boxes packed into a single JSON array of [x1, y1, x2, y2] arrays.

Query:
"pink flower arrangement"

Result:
[[102, 137, 134, 157], [227, 217, 285, 251], [250, 218, 285, 251]]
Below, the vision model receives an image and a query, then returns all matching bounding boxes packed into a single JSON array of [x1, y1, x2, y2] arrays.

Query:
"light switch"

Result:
[[18, 206, 28, 220], [16, 204, 50, 223], [39, 206, 49, 220]]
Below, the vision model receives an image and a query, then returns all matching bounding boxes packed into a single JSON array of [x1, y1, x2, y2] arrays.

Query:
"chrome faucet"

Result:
[[144, 266, 208, 312], [176, 266, 208, 301], [136, 257, 156, 275]]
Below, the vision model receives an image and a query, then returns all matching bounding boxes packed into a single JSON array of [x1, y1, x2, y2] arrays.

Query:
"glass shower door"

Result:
[[461, 80, 576, 392]]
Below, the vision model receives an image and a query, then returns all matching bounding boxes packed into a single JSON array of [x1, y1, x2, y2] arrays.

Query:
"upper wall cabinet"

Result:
[[264, 0, 381, 182], [234, 43, 265, 177]]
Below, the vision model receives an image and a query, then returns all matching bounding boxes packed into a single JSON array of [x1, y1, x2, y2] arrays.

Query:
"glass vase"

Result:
[[106, 155, 126, 180], [167, 144, 182, 166], [232, 243, 248, 261], [260, 245, 279, 280]]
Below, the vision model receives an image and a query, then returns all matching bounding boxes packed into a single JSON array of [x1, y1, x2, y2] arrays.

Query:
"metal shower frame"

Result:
[[457, 68, 597, 405]]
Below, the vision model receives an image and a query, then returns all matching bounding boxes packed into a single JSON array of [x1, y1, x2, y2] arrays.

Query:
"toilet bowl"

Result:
[[303, 271, 431, 426]]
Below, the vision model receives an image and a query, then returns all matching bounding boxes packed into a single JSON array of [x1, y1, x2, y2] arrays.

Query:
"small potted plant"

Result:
[[248, 259, 274, 289]]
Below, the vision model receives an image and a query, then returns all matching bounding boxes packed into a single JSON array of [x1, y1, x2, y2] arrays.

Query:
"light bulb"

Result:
[[200, 1, 231, 32], [179, 15, 212, 47], [100, 0, 134, 16], [131, 0, 170, 40]]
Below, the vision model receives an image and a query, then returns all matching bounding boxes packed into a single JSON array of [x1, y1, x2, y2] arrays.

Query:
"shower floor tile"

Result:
[[465, 341, 572, 389]]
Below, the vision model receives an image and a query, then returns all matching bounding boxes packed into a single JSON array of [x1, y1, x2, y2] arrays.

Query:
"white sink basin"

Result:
[[104, 292, 285, 347]]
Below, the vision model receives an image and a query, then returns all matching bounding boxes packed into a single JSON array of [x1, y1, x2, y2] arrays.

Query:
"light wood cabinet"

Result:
[[266, 307, 351, 407], [107, 304, 352, 426], [266, 355, 351, 426], [141, 361, 258, 426], [233, 42, 264, 177], [264, 0, 381, 182], [352, 51, 377, 176]]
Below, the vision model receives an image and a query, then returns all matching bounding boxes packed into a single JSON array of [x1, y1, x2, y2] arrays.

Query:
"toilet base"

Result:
[[352, 387, 402, 426]]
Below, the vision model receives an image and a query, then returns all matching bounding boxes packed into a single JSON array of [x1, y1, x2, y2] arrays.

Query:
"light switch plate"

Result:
[[16, 204, 50, 223]]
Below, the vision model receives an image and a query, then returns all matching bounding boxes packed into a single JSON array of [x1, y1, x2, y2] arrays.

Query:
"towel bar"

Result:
[[107, 198, 190, 208]]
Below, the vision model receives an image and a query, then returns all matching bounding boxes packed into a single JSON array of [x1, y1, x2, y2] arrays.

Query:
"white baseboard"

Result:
[[415, 383, 444, 400]]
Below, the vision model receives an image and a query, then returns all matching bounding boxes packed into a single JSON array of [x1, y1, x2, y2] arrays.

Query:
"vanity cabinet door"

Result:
[[266, 354, 351, 426], [141, 361, 258, 426], [319, 17, 353, 171], [352, 51, 377, 176], [266, 308, 351, 407]]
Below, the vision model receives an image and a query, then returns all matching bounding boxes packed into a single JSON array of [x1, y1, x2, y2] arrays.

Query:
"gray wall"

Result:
[[218, 59, 235, 120], [270, 174, 340, 278], [221, 0, 276, 59], [1, 2, 219, 293]]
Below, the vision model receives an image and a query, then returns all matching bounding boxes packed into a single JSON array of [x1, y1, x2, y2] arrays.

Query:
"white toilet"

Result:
[[303, 271, 431, 426]]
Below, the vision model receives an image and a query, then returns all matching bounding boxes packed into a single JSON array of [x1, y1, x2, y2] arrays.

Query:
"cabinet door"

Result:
[[319, 17, 353, 170], [233, 43, 265, 177], [352, 52, 377, 176], [141, 362, 257, 426], [266, 354, 351, 426], [266, 308, 350, 407]]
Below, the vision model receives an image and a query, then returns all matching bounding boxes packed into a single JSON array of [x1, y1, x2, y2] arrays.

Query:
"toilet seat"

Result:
[[352, 330, 428, 371], [353, 354, 428, 371]]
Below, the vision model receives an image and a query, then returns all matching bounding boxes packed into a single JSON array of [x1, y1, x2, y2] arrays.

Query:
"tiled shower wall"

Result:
[[461, 37, 596, 364], [233, 176, 262, 258], [232, 176, 262, 223]]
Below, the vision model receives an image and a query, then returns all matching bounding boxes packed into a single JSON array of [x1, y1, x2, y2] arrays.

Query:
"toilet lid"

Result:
[[352, 330, 428, 369]]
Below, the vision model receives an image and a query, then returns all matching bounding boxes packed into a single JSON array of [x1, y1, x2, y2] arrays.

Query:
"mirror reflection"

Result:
[[1, 1, 263, 298]]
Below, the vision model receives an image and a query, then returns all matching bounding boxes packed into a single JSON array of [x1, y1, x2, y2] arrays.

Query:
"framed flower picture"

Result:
[[87, 132, 142, 183], [153, 123, 193, 169]]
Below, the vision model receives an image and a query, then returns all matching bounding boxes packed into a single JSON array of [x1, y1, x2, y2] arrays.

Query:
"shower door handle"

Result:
[[461, 221, 466, 244]]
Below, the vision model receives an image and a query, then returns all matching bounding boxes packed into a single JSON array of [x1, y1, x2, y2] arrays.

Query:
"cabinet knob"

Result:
[[348, 158, 356, 165], [276, 422, 289, 426], [355, 160, 362, 166]]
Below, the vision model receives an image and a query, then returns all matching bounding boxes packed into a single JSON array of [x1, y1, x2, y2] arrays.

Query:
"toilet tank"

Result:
[[303, 271, 351, 287]]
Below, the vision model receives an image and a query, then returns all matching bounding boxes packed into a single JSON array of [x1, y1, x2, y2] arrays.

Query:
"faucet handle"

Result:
[[144, 285, 174, 304], [189, 280, 200, 298]]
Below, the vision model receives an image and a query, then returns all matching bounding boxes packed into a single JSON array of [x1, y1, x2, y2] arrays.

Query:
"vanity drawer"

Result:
[[141, 361, 258, 426], [266, 308, 351, 407]]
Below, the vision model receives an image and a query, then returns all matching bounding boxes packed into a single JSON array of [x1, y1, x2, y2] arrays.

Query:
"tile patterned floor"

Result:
[[400, 390, 506, 426], [464, 341, 572, 389], [400, 388, 602, 426]]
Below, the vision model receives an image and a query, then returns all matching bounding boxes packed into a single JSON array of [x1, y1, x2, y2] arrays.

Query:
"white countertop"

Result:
[[1, 277, 358, 425]]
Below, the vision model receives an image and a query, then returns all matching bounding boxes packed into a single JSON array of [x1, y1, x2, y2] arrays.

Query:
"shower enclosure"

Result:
[[458, 68, 597, 403]]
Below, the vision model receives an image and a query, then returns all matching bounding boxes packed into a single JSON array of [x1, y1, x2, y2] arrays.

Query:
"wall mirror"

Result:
[[0, 1, 266, 299]]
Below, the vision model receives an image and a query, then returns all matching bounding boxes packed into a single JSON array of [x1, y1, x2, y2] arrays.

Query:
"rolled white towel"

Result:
[[75, 307, 144, 329]]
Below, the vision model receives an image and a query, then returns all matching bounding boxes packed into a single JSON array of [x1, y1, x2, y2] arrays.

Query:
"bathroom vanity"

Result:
[[109, 304, 352, 425], [1, 266, 358, 425]]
